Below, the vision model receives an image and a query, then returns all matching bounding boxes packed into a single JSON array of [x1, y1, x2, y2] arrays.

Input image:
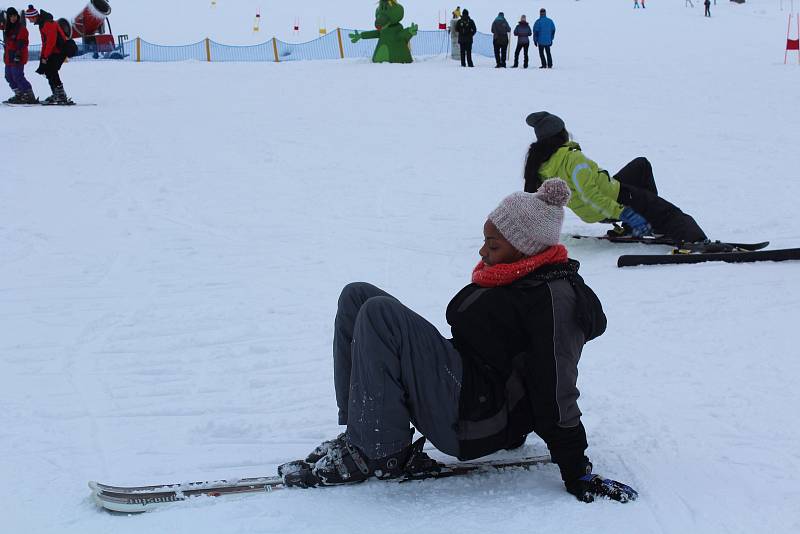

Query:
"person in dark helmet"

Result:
[[2, 7, 37, 104], [455, 8, 476, 67], [490, 12, 511, 68], [34, 9, 72, 105], [523, 111, 707, 243], [512, 14, 532, 68], [276, 180, 638, 504]]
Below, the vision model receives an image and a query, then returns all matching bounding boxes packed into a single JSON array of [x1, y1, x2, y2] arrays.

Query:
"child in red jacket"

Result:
[[32, 9, 72, 104], [2, 7, 37, 104]]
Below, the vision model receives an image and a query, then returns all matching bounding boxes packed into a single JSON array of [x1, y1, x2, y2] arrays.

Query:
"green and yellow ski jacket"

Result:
[[539, 142, 624, 223]]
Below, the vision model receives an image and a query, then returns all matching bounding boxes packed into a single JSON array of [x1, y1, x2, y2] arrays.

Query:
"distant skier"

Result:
[[523, 111, 708, 243], [634, 0, 640, 8], [704, 0, 711, 17], [2, 7, 37, 104], [276, 180, 637, 503], [511, 14, 532, 68], [490, 12, 511, 68], [533, 8, 555, 69], [33, 9, 72, 105], [455, 9, 476, 67]]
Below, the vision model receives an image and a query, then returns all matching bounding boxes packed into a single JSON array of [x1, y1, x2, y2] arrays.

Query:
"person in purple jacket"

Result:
[[533, 8, 555, 68], [512, 15, 532, 68]]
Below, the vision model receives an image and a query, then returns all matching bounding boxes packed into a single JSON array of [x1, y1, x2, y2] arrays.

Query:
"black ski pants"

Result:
[[42, 53, 66, 90], [538, 44, 552, 68], [333, 282, 463, 459], [493, 38, 508, 66], [460, 41, 474, 67], [614, 157, 707, 243], [513, 42, 529, 67]]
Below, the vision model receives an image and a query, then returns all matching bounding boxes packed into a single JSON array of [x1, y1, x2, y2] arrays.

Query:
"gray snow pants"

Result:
[[333, 282, 463, 460]]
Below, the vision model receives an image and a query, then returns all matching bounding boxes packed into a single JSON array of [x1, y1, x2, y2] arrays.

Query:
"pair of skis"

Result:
[[90, 453, 555, 514], [572, 234, 800, 267], [3, 101, 96, 107]]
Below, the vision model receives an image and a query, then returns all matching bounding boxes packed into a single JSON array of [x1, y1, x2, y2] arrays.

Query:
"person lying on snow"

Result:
[[279, 179, 637, 503], [523, 111, 707, 244]]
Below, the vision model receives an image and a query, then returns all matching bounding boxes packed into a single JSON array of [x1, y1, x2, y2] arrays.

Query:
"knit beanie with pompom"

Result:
[[488, 179, 571, 255]]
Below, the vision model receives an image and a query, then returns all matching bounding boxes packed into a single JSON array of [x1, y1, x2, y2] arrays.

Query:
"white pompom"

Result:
[[537, 179, 571, 207]]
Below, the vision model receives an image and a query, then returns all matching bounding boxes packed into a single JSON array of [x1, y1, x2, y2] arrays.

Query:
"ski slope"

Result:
[[2, 1, 800, 532]]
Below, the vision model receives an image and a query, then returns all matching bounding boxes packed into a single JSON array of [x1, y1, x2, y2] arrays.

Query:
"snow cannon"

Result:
[[71, 0, 111, 38]]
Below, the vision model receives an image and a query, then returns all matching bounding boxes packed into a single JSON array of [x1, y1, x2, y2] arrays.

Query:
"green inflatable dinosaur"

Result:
[[349, 0, 418, 63]]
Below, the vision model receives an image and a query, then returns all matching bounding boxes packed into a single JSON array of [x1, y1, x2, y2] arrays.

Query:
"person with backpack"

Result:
[[33, 9, 72, 105], [2, 7, 37, 104], [522, 111, 708, 243], [533, 8, 556, 69], [512, 14, 532, 68], [275, 180, 638, 504], [490, 12, 511, 68], [455, 8, 476, 67]]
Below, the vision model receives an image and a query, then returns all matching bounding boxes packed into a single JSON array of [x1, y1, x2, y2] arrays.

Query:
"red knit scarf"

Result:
[[471, 245, 569, 287]]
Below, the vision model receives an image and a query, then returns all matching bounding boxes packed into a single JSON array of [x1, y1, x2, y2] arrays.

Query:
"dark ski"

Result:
[[90, 453, 552, 513], [4, 102, 97, 107], [571, 234, 769, 252], [618, 247, 800, 267]]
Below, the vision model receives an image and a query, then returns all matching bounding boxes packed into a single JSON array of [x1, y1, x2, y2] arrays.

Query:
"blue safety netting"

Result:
[[1, 30, 496, 63]]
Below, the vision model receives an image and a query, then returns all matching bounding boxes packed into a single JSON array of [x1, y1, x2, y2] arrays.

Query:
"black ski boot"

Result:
[[3, 90, 22, 104], [19, 90, 39, 104], [281, 434, 442, 488], [53, 85, 73, 105]]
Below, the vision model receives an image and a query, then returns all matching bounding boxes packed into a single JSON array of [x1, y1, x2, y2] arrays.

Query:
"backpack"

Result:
[[56, 18, 78, 58]]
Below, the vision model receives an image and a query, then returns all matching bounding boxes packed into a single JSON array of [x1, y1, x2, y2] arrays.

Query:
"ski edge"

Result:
[[617, 247, 800, 267]]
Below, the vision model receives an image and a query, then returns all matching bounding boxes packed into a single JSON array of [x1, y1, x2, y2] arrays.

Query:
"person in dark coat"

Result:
[[277, 180, 637, 504], [455, 8, 476, 67], [33, 9, 71, 104], [2, 7, 37, 103], [490, 12, 511, 68], [533, 8, 556, 68], [512, 14, 532, 68], [704, 0, 711, 17]]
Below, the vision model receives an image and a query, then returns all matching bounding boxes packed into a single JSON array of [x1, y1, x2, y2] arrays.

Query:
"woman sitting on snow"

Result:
[[280, 179, 636, 503], [523, 111, 707, 244]]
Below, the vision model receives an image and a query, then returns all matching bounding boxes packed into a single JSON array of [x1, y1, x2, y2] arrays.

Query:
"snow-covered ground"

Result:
[[3, 1, 800, 532]]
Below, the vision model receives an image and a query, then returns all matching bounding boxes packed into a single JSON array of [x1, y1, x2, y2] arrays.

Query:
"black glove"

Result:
[[13, 52, 21, 63], [35, 61, 46, 75], [565, 474, 638, 503]]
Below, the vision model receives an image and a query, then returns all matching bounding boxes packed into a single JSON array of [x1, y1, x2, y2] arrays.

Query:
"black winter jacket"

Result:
[[446, 260, 606, 481], [456, 16, 477, 44]]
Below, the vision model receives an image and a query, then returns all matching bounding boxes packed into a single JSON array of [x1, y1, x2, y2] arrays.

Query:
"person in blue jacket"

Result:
[[533, 8, 555, 68]]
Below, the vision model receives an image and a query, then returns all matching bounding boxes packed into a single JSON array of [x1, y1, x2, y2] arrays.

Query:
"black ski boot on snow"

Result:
[[42, 85, 73, 106], [3, 90, 22, 104], [19, 90, 39, 104], [279, 435, 442, 488]]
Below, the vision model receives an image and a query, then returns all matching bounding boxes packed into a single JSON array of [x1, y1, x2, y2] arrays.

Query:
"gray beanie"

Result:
[[488, 179, 571, 255], [525, 111, 565, 141]]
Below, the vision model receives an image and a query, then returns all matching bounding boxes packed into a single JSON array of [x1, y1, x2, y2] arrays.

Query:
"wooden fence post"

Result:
[[136, 37, 141, 62], [272, 37, 280, 62], [205, 38, 212, 62], [337, 28, 345, 59]]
